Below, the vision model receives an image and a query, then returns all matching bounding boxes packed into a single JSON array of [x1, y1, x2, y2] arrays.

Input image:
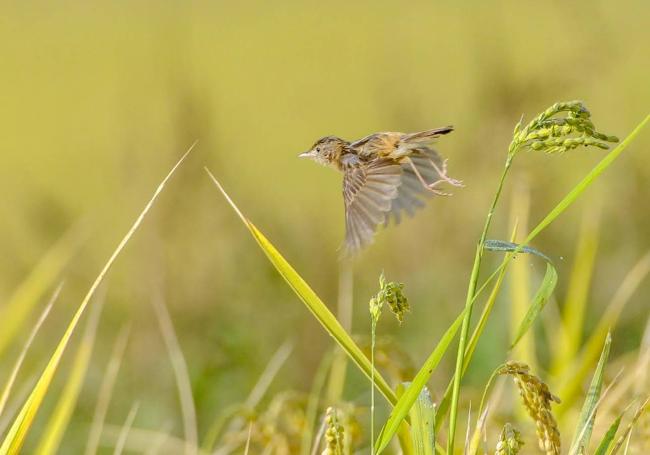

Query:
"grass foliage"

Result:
[[0, 106, 648, 454]]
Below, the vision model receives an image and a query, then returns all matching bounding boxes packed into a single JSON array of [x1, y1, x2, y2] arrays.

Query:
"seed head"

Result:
[[510, 101, 618, 156], [322, 407, 345, 455], [370, 272, 409, 324], [495, 423, 524, 455], [499, 361, 561, 455]]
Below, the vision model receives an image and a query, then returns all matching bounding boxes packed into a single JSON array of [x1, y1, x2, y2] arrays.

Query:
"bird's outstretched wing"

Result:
[[386, 147, 449, 225], [342, 157, 402, 254]]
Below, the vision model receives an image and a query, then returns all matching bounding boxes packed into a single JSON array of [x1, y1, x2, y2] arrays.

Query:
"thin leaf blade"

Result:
[[206, 170, 398, 407], [375, 308, 466, 454], [511, 263, 558, 348], [569, 332, 612, 455]]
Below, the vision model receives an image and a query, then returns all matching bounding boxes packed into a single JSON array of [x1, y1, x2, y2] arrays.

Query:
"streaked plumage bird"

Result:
[[299, 126, 462, 254]]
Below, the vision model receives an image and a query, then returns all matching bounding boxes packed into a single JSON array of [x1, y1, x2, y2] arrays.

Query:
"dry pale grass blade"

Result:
[[144, 421, 173, 455], [0, 145, 193, 455], [0, 377, 37, 438], [557, 251, 650, 409], [85, 325, 130, 455], [300, 351, 334, 455], [0, 226, 81, 358], [610, 398, 649, 455], [205, 169, 397, 406], [202, 341, 293, 452], [152, 292, 198, 455], [101, 424, 207, 454], [35, 293, 105, 454], [467, 406, 489, 455], [243, 422, 253, 455], [245, 341, 293, 410], [112, 402, 140, 455], [0, 284, 60, 418]]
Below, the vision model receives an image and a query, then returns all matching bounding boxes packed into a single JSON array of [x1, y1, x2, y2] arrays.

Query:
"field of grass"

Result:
[[0, 1, 649, 454]]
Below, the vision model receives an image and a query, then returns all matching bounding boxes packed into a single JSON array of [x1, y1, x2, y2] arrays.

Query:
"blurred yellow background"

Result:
[[0, 1, 648, 451]]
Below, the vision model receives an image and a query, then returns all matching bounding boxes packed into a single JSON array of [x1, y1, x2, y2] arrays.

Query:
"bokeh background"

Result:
[[1, 0, 649, 452]]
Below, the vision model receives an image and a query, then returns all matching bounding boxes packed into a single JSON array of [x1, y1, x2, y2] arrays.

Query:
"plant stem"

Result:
[[447, 154, 513, 454], [371, 318, 377, 455]]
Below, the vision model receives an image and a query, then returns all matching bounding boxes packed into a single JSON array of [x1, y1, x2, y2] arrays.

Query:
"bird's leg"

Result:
[[428, 158, 464, 187], [406, 158, 452, 196]]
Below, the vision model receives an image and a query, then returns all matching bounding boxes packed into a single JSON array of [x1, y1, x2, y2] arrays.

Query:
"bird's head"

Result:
[[299, 136, 348, 167]]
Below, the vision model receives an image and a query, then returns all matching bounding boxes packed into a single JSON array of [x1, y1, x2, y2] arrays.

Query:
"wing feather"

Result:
[[343, 158, 402, 253]]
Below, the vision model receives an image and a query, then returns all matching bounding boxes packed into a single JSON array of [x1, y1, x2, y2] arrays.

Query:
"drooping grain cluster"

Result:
[[495, 423, 524, 455], [499, 361, 561, 455], [510, 100, 618, 155]]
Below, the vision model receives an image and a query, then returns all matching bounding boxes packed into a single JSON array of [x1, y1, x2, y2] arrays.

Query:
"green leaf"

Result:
[[593, 412, 623, 455], [569, 332, 612, 455], [205, 170, 398, 407], [374, 308, 466, 454], [407, 383, 435, 455], [484, 239, 552, 263], [511, 263, 558, 348]]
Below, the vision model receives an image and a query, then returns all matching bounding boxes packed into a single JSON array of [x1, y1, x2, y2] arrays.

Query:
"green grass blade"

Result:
[[556, 251, 650, 409], [0, 147, 192, 455], [434, 251, 510, 432], [511, 262, 558, 348], [407, 383, 435, 455], [551, 212, 600, 377], [569, 332, 611, 455], [610, 398, 648, 455], [593, 412, 623, 455], [35, 294, 104, 455], [205, 169, 398, 406], [374, 308, 466, 454]]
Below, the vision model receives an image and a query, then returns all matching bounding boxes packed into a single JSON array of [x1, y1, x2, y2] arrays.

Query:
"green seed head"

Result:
[[511, 101, 618, 157]]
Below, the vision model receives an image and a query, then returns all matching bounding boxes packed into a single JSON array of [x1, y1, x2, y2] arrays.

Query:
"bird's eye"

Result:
[[316, 147, 321, 152]]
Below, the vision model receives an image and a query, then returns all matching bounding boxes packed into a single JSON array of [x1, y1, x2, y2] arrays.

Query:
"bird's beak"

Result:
[[298, 150, 315, 158]]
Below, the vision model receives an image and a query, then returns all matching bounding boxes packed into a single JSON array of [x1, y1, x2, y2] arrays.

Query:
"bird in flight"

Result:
[[299, 126, 462, 254]]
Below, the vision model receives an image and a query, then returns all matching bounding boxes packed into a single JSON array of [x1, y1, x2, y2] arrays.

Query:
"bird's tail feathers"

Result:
[[402, 126, 453, 144]]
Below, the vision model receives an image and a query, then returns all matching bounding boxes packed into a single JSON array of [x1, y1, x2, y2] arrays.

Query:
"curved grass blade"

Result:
[[374, 308, 466, 454], [610, 398, 648, 455], [152, 292, 198, 454], [35, 294, 104, 454], [113, 402, 140, 455], [85, 326, 130, 455], [205, 169, 397, 407], [511, 263, 558, 349], [568, 333, 611, 455], [0, 146, 193, 455]]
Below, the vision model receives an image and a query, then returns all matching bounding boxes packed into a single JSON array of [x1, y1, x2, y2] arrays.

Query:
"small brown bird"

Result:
[[299, 127, 462, 254]]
